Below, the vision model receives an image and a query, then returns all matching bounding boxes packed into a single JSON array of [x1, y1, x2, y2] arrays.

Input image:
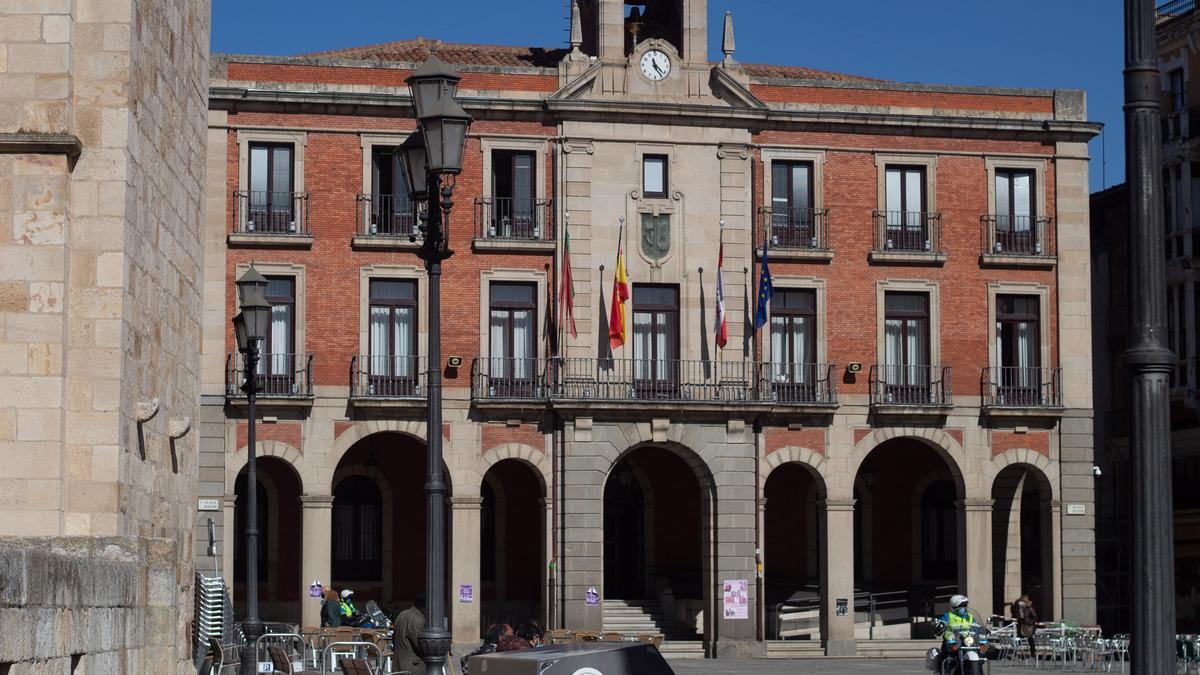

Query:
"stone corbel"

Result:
[[136, 398, 161, 423], [717, 144, 750, 160], [168, 418, 192, 439], [562, 139, 594, 155]]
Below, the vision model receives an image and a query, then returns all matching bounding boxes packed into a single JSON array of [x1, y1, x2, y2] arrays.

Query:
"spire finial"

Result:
[[722, 11, 736, 66], [570, 0, 583, 53]]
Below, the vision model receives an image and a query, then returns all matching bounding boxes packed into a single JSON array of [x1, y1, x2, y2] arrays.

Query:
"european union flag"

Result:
[[754, 239, 773, 330]]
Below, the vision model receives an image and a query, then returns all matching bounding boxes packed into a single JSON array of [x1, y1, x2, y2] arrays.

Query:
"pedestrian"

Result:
[[320, 586, 341, 628], [393, 593, 427, 675], [516, 620, 544, 647], [1013, 594, 1039, 657], [461, 623, 511, 675]]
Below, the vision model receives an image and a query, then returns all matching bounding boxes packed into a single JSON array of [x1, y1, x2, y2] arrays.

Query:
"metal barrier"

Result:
[[255, 632, 305, 673], [320, 641, 384, 674]]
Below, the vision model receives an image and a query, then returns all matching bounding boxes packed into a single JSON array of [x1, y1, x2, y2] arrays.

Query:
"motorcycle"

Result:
[[928, 618, 989, 675]]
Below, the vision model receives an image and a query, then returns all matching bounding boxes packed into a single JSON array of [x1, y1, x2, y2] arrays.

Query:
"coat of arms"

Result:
[[640, 213, 670, 260]]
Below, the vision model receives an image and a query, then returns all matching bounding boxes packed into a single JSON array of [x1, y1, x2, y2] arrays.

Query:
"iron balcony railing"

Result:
[[758, 363, 839, 405], [356, 193, 423, 239], [225, 352, 314, 398], [872, 210, 942, 254], [471, 357, 550, 400], [350, 355, 427, 399], [475, 197, 553, 241], [868, 364, 953, 407], [981, 215, 1053, 256], [758, 205, 830, 250], [981, 367, 1063, 408], [233, 191, 310, 236], [553, 357, 757, 402]]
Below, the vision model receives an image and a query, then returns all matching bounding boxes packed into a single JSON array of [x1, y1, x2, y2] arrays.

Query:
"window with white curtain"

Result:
[[248, 143, 294, 233], [995, 169, 1035, 253], [883, 292, 930, 390], [259, 277, 295, 393], [632, 285, 679, 387], [885, 165, 926, 239], [368, 279, 417, 383], [491, 150, 536, 237], [770, 288, 816, 388], [997, 295, 1040, 399], [488, 282, 537, 381]]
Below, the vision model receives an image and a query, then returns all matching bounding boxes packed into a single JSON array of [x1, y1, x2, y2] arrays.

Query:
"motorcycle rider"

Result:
[[935, 595, 982, 671], [339, 589, 358, 624]]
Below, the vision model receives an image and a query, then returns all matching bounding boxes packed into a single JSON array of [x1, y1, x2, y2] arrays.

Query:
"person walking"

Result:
[[393, 593, 427, 675], [320, 587, 342, 628], [1013, 594, 1039, 657]]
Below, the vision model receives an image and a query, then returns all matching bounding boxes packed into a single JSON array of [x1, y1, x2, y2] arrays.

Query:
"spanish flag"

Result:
[[609, 239, 630, 350]]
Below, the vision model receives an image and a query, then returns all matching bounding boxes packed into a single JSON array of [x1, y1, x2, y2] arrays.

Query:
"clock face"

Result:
[[639, 50, 672, 81]]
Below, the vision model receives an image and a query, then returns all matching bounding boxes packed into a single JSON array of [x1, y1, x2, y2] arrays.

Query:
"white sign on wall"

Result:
[[1066, 504, 1087, 515], [198, 498, 220, 512]]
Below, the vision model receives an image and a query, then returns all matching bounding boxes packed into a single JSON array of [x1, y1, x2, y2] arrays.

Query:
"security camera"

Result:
[[1092, 465, 1103, 478]]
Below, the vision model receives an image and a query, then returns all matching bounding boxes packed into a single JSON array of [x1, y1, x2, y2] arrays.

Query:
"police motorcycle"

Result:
[[926, 605, 993, 672]]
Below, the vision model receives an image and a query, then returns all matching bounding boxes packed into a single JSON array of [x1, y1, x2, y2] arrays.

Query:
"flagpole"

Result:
[[560, 212, 568, 358]]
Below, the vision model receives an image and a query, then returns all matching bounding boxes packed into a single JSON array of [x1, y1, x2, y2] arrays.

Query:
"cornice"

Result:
[[209, 87, 1102, 143], [0, 132, 82, 160]]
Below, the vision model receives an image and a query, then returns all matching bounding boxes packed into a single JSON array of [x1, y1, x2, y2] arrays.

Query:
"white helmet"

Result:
[[950, 594, 969, 609], [341, 589, 354, 600]]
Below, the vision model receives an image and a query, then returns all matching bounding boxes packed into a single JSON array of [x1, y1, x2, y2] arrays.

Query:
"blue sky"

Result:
[[212, 0, 1123, 193]]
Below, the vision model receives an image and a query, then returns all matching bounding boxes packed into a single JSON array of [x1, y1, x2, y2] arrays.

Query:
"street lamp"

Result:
[[234, 264, 270, 675], [401, 55, 473, 673]]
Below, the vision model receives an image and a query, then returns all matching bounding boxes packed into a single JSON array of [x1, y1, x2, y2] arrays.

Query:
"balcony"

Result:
[[231, 191, 312, 247], [473, 197, 555, 253], [868, 365, 953, 415], [981, 367, 1063, 417], [980, 215, 1056, 268], [349, 355, 427, 409], [870, 211, 945, 264], [757, 363, 839, 408], [225, 352, 314, 406], [757, 206, 832, 262], [354, 194, 423, 250]]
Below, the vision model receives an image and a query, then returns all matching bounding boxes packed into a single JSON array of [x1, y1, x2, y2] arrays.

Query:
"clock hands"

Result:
[[653, 60, 665, 75]]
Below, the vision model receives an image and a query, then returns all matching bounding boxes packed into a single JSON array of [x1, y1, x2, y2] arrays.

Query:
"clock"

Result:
[[639, 49, 672, 81]]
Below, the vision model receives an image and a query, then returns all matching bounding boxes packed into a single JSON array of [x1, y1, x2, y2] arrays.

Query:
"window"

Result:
[[368, 279, 418, 396], [883, 292, 931, 400], [259, 276, 296, 395], [1170, 68, 1186, 113], [884, 166, 928, 250], [770, 288, 817, 401], [332, 476, 382, 581], [643, 154, 668, 199], [632, 284, 679, 395], [771, 161, 815, 247], [488, 282, 538, 389], [490, 150, 537, 238], [248, 143, 295, 233], [996, 295, 1040, 404], [994, 169, 1037, 254], [369, 146, 417, 236]]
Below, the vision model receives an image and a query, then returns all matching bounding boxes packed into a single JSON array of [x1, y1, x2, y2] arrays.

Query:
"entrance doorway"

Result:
[[233, 456, 302, 622], [480, 459, 546, 631]]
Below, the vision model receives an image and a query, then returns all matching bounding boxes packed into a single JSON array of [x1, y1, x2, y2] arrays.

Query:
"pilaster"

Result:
[[820, 498, 856, 656], [450, 496, 484, 648], [299, 494, 334, 629]]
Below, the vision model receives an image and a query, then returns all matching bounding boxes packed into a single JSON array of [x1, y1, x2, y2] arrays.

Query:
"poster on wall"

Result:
[[459, 584, 474, 603], [722, 579, 749, 619]]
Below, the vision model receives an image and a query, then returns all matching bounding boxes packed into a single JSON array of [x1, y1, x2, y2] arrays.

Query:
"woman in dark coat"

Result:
[[1013, 594, 1039, 656]]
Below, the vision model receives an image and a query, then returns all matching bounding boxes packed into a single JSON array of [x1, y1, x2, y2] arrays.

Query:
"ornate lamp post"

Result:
[[399, 55, 473, 673], [1124, 0, 1176, 671], [233, 265, 271, 675]]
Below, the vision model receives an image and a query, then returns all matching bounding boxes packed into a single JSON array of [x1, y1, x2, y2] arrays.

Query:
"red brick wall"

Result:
[[236, 421, 302, 452], [481, 424, 545, 455], [991, 431, 1050, 458], [764, 428, 827, 456], [750, 85, 1054, 114]]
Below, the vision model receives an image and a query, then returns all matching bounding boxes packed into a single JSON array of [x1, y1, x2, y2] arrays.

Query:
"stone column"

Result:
[[960, 498, 995, 619], [450, 496, 483, 647], [299, 494, 333, 629], [820, 498, 856, 656]]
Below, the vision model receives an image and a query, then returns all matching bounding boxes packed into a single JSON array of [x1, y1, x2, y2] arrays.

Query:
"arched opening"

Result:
[[603, 444, 709, 640], [623, 0, 684, 55], [763, 462, 824, 640], [234, 456, 303, 622], [992, 464, 1054, 618], [331, 432, 451, 614], [480, 459, 546, 631], [854, 438, 963, 637]]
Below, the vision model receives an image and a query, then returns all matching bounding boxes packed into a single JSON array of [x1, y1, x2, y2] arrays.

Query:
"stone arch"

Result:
[[847, 428, 966, 497], [468, 443, 551, 497], [761, 447, 829, 495], [228, 440, 308, 494], [327, 420, 432, 473], [985, 449, 1058, 499], [604, 439, 717, 488]]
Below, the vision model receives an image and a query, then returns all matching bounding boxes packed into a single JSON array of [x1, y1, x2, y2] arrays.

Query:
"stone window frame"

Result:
[[478, 268, 549, 361], [874, 278, 941, 368], [359, 132, 417, 196], [760, 148, 827, 212], [358, 264, 428, 362], [764, 275, 828, 367], [874, 153, 938, 214], [479, 136, 549, 202], [986, 281, 1051, 373], [632, 143, 680, 266], [234, 262, 307, 355], [236, 130, 307, 193]]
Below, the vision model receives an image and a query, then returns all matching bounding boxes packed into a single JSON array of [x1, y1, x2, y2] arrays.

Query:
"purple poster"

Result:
[[459, 584, 473, 603]]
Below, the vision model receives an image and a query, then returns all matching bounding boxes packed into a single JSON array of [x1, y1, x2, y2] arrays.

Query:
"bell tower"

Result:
[[594, 0, 706, 65]]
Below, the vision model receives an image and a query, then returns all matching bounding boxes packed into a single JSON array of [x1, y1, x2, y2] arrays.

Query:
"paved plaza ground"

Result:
[[670, 659, 1045, 674]]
